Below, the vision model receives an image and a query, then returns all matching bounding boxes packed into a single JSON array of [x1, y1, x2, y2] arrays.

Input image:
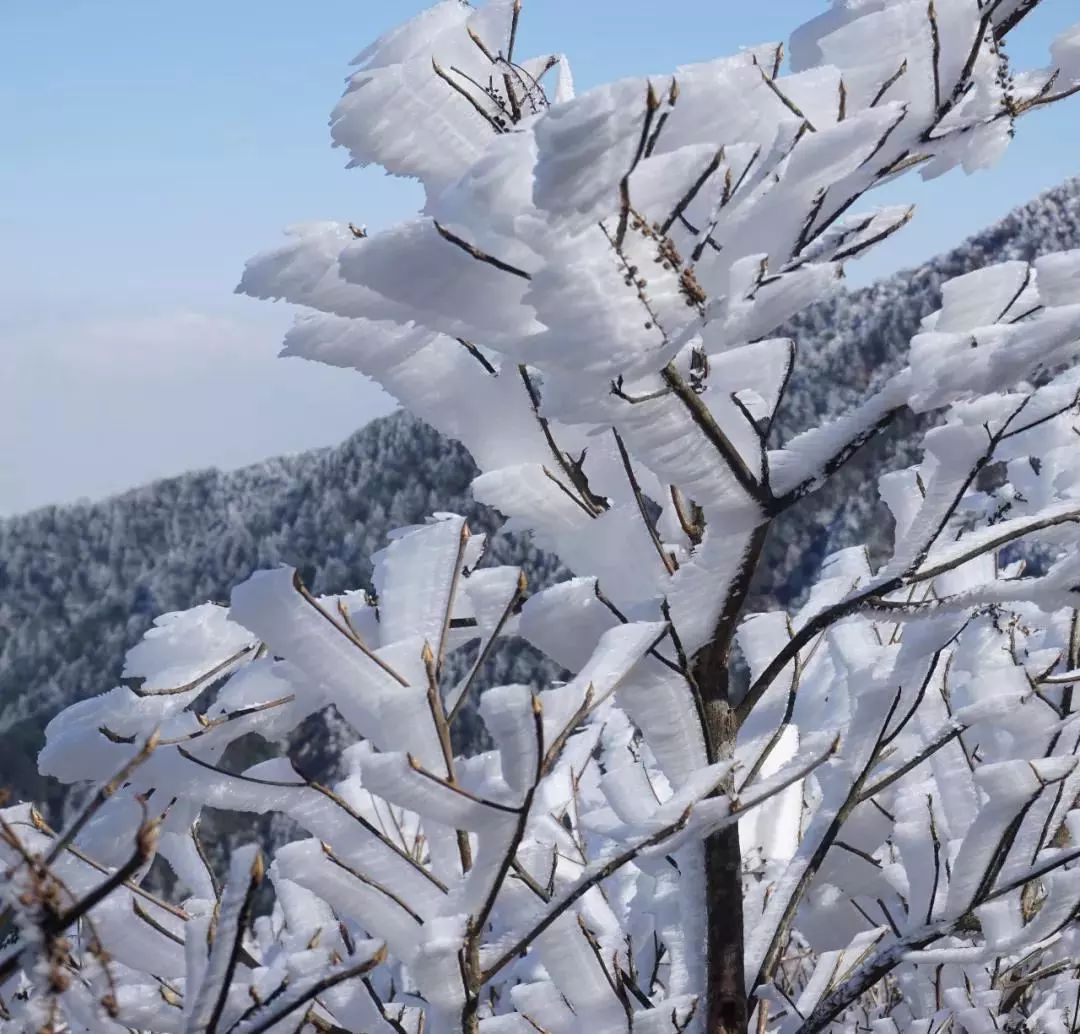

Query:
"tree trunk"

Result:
[[703, 699, 747, 1034], [706, 828, 748, 1032], [695, 526, 770, 1033]]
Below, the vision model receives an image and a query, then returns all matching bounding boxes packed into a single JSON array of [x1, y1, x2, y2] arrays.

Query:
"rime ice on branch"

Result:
[[5, 1, 1080, 1032]]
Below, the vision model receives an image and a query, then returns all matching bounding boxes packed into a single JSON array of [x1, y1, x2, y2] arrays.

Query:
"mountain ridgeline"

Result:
[[2, 177, 1078, 812]]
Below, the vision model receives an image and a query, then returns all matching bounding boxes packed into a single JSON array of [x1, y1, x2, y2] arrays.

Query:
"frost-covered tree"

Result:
[[5, 2, 1080, 1031]]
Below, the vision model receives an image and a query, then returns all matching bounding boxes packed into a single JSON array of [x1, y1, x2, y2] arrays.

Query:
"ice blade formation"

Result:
[[5, 1, 1080, 1031]]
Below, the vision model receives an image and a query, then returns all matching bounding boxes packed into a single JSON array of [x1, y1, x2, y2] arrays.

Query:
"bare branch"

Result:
[[661, 147, 725, 236], [615, 82, 662, 249], [203, 851, 264, 1034], [321, 843, 425, 925], [433, 220, 532, 280], [752, 55, 816, 131], [662, 363, 766, 506], [613, 427, 678, 575], [448, 571, 528, 725], [124, 644, 256, 698], [294, 570, 410, 687], [431, 58, 506, 135], [231, 949, 388, 1034], [521, 364, 608, 516]]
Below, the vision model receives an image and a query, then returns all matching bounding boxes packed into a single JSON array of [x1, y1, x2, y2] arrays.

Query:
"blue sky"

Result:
[[2, 1, 1078, 515]]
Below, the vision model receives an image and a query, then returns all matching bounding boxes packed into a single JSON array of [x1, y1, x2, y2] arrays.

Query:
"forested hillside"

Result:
[[2, 176, 1078, 811]]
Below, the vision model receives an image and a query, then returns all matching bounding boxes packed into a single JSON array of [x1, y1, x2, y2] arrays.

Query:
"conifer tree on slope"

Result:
[[4, 2, 1080, 1031]]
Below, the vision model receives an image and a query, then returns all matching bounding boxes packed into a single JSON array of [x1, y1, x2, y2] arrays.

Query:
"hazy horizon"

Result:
[[3, 1, 1079, 516]]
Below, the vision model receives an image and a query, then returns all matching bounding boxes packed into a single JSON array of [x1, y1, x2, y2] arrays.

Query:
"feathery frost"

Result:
[[5, 2, 1080, 1032]]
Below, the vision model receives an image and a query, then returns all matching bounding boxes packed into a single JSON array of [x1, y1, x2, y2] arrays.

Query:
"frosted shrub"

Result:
[[4, 2, 1080, 1031]]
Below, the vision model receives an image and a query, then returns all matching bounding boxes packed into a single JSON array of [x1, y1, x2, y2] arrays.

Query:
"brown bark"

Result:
[[695, 525, 770, 1034], [703, 699, 747, 1034]]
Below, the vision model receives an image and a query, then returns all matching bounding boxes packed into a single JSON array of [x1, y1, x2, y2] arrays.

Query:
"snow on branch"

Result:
[[7, 2, 1080, 1032]]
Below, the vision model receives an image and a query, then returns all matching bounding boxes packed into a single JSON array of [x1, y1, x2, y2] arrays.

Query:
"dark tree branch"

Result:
[[613, 427, 678, 575], [433, 221, 532, 280], [204, 851, 264, 1034]]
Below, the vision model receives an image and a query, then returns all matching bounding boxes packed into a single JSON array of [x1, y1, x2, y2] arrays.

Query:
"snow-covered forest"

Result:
[[5, 2, 1080, 1032]]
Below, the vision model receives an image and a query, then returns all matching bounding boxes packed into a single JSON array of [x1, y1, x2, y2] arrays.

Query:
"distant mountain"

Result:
[[2, 176, 1078, 815]]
